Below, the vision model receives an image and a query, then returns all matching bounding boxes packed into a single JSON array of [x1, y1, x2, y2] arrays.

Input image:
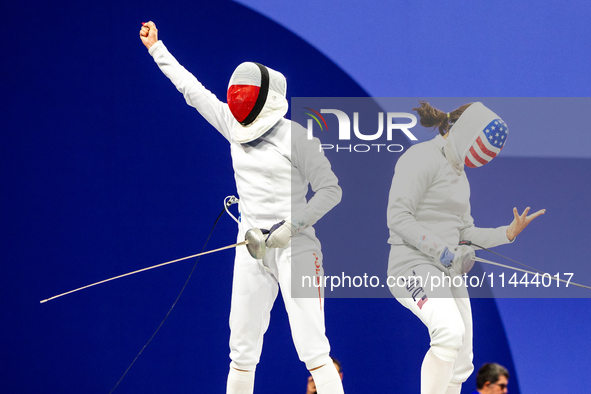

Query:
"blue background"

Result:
[[3, 1, 590, 393]]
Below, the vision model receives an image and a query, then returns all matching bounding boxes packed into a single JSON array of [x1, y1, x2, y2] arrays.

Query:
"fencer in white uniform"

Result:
[[139, 22, 344, 394], [387, 101, 544, 394]]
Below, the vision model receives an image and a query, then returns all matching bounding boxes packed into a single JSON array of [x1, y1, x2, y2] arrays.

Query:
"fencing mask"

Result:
[[444, 102, 509, 174], [227, 62, 288, 143]]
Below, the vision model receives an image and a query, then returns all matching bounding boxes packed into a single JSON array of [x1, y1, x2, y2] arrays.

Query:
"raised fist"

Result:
[[139, 21, 158, 50]]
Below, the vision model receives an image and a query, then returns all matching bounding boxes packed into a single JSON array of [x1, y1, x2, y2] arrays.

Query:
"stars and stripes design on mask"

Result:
[[465, 118, 509, 168]]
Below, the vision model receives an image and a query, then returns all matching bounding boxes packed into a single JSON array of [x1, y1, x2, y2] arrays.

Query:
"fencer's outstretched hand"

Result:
[[139, 21, 158, 50], [506, 207, 546, 241]]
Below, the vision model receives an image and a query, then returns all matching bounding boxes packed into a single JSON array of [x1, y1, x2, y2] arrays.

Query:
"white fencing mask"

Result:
[[227, 62, 288, 143], [444, 102, 509, 174]]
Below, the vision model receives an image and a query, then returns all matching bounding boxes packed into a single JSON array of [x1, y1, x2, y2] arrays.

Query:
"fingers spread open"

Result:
[[527, 209, 546, 222]]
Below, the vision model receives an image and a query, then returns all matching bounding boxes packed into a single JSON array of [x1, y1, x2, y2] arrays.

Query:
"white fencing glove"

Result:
[[265, 220, 292, 249], [264, 206, 317, 249], [438, 245, 476, 277]]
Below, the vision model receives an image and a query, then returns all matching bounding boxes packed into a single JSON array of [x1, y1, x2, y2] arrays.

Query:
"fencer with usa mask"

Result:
[[139, 22, 344, 394], [387, 101, 545, 394]]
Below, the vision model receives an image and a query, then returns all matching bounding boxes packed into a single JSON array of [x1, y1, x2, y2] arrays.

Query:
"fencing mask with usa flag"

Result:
[[444, 102, 509, 174]]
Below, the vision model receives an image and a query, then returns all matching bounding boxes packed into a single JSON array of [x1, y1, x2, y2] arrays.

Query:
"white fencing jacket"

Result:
[[149, 41, 341, 229], [387, 134, 511, 263]]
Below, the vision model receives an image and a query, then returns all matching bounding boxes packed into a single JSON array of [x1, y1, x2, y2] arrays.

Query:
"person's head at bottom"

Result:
[[476, 363, 509, 393], [306, 358, 343, 394]]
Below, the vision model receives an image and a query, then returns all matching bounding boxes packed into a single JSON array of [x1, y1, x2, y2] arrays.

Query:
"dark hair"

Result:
[[412, 100, 472, 136], [476, 363, 509, 389], [331, 357, 342, 373]]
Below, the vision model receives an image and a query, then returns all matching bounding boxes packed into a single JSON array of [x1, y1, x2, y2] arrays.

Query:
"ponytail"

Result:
[[412, 100, 472, 136]]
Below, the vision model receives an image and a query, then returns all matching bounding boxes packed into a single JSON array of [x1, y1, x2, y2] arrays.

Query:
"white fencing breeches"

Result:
[[389, 247, 474, 387], [228, 228, 332, 372]]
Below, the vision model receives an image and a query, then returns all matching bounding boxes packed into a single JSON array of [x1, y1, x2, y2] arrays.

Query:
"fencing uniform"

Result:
[[387, 103, 512, 393], [148, 40, 343, 393]]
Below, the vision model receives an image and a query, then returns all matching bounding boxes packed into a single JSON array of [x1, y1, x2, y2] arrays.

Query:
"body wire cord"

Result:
[[460, 240, 545, 274], [461, 240, 591, 290], [109, 198, 237, 393]]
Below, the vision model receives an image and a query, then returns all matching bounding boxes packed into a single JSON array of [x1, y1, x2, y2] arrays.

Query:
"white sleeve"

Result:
[[148, 40, 236, 141], [387, 145, 450, 259], [459, 202, 513, 248], [291, 132, 342, 225]]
